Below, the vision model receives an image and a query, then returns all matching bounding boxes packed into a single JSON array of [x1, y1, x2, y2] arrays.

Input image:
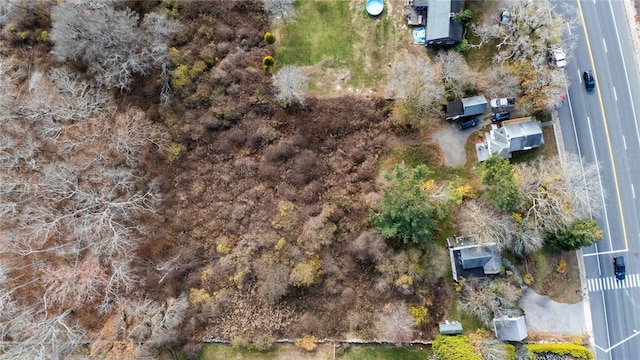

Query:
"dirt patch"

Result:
[[519, 251, 583, 304]]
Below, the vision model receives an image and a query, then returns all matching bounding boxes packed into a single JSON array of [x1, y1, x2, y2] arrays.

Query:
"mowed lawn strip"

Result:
[[275, 0, 398, 92]]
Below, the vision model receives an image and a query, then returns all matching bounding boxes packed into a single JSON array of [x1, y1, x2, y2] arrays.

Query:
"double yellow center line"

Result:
[[576, 0, 628, 249]]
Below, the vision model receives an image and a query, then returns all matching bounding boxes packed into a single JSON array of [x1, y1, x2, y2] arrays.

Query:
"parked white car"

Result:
[[489, 97, 516, 110], [547, 46, 567, 69]]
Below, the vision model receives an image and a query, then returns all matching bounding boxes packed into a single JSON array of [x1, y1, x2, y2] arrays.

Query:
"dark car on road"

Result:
[[458, 117, 479, 130], [491, 111, 511, 122], [614, 256, 626, 280], [583, 70, 595, 91]]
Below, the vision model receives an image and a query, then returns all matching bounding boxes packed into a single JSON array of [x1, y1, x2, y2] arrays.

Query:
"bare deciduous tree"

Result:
[[435, 50, 472, 98], [50, 3, 180, 90], [385, 57, 445, 126], [480, 66, 521, 100], [263, 0, 296, 25], [458, 278, 522, 327], [513, 62, 568, 111], [459, 200, 514, 251], [471, 0, 568, 67], [1, 310, 85, 359], [272, 65, 309, 108], [254, 262, 290, 305], [91, 295, 189, 357], [515, 153, 603, 233], [375, 302, 415, 345]]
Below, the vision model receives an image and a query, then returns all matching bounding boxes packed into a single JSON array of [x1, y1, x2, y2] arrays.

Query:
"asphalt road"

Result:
[[553, 0, 640, 358]]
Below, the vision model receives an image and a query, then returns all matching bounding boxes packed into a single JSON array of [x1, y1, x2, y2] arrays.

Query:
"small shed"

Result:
[[439, 320, 463, 335], [493, 316, 528, 342]]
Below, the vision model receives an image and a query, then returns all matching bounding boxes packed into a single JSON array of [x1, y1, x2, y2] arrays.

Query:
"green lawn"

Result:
[[445, 295, 486, 334], [196, 344, 281, 360], [340, 345, 431, 360], [275, 0, 399, 92]]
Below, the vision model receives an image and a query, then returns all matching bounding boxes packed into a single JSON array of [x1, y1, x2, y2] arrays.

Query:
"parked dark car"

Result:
[[583, 70, 595, 91], [491, 111, 511, 122], [614, 256, 626, 280], [458, 117, 479, 130]]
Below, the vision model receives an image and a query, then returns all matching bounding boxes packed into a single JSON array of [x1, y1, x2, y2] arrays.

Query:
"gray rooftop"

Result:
[[439, 320, 463, 335], [479, 118, 544, 160], [493, 316, 528, 342]]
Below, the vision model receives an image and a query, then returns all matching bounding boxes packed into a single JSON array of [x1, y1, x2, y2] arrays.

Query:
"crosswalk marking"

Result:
[[587, 274, 640, 292]]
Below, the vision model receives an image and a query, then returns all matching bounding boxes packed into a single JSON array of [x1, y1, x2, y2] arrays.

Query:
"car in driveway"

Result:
[[489, 97, 516, 110], [458, 117, 479, 130], [614, 256, 626, 280], [491, 111, 511, 122], [583, 70, 595, 91], [500, 9, 511, 26]]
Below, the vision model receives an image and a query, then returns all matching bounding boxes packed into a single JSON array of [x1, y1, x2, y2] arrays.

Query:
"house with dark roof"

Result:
[[405, 0, 465, 47], [493, 316, 528, 342], [476, 117, 544, 161], [425, 0, 465, 47], [447, 235, 502, 282]]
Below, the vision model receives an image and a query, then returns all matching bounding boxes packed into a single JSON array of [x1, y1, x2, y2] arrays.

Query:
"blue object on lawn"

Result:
[[413, 26, 425, 44], [366, 0, 384, 16]]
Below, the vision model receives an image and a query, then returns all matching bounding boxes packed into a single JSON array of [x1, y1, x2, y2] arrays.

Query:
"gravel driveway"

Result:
[[434, 119, 486, 167]]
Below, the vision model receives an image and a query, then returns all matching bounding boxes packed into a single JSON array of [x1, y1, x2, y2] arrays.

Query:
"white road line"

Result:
[[567, 21, 572, 35], [623, 135, 627, 150], [603, 38, 608, 53], [587, 115, 613, 250], [632, 184, 635, 199], [613, 86, 617, 101]]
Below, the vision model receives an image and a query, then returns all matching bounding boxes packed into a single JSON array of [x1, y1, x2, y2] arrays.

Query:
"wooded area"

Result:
[[0, 0, 603, 358]]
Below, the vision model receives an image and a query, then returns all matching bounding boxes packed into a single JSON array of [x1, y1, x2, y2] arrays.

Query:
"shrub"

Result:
[[453, 9, 474, 23], [527, 343, 594, 360], [171, 64, 191, 91], [216, 243, 231, 254], [274, 237, 286, 251], [556, 259, 567, 274], [432, 335, 482, 360], [289, 259, 322, 287], [167, 142, 186, 162], [454, 38, 469, 53], [262, 55, 275, 71], [264, 32, 276, 44], [409, 305, 428, 326], [188, 288, 211, 305], [231, 336, 249, 349], [189, 60, 208, 79], [249, 335, 275, 351], [295, 335, 318, 352], [505, 344, 516, 360], [523, 273, 534, 286]]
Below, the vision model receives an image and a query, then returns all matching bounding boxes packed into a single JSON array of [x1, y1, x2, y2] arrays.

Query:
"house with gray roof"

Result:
[[493, 316, 528, 342], [405, 0, 465, 46], [447, 235, 502, 282], [476, 117, 544, 161]]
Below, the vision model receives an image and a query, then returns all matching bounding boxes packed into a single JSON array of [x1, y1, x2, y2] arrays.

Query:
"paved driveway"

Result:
[[519, 288, 585, 335]]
